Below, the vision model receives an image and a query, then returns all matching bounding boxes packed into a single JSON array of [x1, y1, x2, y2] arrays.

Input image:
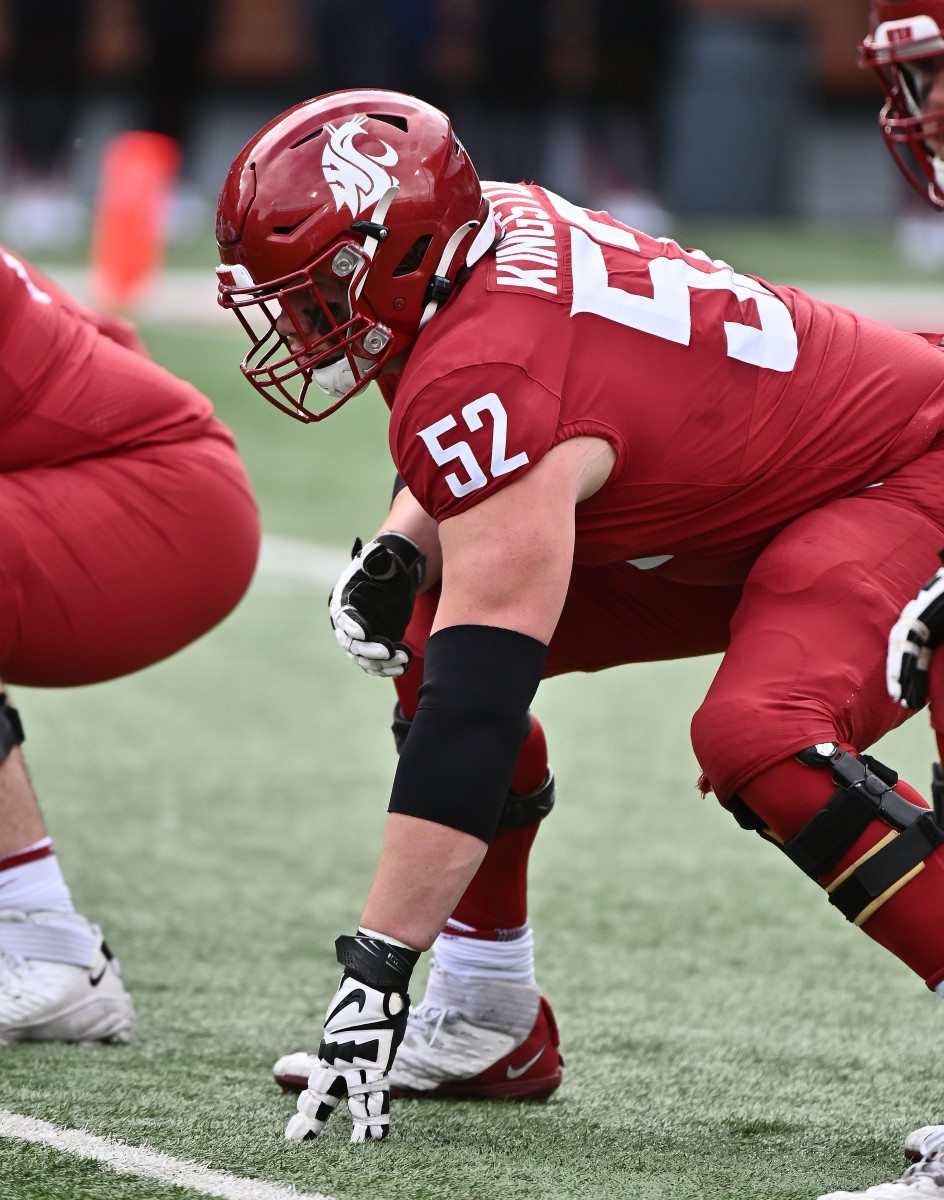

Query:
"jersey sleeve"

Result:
[[389, 361, 561, 522]]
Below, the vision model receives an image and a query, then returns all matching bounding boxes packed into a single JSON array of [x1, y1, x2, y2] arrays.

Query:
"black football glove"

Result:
[[328, 533, 426, 677]]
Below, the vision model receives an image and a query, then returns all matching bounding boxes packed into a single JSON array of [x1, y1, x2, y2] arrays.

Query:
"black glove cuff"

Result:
[[374, 532, 426, 591], [335, 933, 420, 992]]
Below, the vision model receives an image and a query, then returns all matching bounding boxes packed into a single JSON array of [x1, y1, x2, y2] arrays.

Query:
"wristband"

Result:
[[335, 932, 421, 991]]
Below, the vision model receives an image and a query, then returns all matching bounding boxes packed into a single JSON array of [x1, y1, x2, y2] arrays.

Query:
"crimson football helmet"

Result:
[[859, 0, 944, 208], [216, 89, 496, 421]]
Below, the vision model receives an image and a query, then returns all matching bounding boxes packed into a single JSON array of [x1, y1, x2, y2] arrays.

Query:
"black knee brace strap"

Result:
[[0, 693, 24, 765], [391, 703, 555, 831], [499, 769, 556, 831], [731, 744, 944, 926]]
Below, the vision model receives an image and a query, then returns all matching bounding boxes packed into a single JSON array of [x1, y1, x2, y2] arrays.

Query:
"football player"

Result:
[[809, 5, 944, 1197], [216, 89, 944, 1149], [0, 251, 260, 1045]]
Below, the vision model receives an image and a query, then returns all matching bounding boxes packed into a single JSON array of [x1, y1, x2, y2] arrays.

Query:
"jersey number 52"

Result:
[[418, 392, 528, 500], [418, 195, 800, 498]]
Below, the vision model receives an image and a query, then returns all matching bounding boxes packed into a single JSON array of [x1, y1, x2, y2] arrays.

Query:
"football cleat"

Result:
[[273, 966, 563, 1102], [0, 909, 136, 1044], [820, 1127, 944, 1198], [389, 992, 562, 1101], [907, 1129, 944, 1162]]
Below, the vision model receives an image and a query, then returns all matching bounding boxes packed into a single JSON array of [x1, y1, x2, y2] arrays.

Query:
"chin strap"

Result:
[[466, 199, 497, 267], [418, 200, 497, 331]]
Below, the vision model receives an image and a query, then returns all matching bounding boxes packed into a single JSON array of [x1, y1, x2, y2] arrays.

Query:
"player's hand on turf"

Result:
[[285, 933, 418, 1144], [328, 534, 425, 677], [887, 555, 944, 708]]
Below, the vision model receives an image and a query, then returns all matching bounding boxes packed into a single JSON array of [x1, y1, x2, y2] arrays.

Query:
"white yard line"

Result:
[[256, 534, 348, 587], [0, 1109, 336, 1200]]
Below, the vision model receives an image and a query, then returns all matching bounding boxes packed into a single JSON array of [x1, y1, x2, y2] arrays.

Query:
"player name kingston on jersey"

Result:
[[485, 183, 563, 297]]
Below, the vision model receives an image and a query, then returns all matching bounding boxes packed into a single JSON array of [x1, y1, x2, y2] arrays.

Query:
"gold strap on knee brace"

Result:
[[734, 745, 944, 925]]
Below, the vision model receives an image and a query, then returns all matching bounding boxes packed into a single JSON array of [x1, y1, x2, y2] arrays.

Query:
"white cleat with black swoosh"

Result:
[[0, 909, 135, 1044], [274, 962, 563, 1102]]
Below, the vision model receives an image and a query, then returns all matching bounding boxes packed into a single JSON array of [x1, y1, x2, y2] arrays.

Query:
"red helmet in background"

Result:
[[216, 90, 495, 421], [859, 1, 944, 209]]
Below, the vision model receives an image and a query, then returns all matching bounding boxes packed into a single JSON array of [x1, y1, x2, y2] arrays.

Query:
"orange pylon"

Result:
[[89, 131, 181, 311]]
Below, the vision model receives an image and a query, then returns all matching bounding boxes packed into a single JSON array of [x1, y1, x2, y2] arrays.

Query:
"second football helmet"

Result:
[[216, 90, 496, 421], [859, 0, 944, 208]]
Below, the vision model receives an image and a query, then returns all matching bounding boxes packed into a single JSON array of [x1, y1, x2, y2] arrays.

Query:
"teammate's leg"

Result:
[[691, 491, 944, 987], [0, 692, 135, 1044], [0, 329, 259, 1044]]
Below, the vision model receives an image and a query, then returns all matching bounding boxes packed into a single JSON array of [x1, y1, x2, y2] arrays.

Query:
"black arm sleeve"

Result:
[[387, 624, 547, 842]]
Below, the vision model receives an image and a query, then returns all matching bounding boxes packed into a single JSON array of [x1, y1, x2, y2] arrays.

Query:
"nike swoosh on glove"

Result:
[[285, 933, 419, 1144]]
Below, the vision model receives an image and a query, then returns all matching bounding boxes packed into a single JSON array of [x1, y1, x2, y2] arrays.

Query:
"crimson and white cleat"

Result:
[[273, 1049, 322, 1095], [906, 1129, 944, 1162], [388, 963, 562, 1101], [273, 964, 563, 1102], [0, 910, 136, 1044], [819, 1127, 944, 1198], [389, 993, 562, 1101]]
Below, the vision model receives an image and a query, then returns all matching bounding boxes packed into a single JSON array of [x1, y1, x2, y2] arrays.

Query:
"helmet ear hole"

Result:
[[393, 235, 433, 277]]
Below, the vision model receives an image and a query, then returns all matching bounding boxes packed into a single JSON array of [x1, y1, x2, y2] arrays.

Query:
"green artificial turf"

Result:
[[2, 594, 941, 1199], [2, 258, 944, 1198]]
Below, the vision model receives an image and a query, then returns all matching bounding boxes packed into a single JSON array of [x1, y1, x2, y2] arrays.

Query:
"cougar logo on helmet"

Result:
[[323, 117, 399, 217]]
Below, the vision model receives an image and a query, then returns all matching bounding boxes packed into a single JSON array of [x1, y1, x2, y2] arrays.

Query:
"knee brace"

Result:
[[0, 693, 24, 766], [731, 743, 944, 926], [390, 703, 555, 832]]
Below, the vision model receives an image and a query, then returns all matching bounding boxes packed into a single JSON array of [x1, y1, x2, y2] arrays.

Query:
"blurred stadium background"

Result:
[[0, 0, 935, 256]]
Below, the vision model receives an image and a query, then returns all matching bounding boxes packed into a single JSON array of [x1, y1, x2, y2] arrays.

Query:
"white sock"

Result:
[[0, 838, 74, 913], [432, 919, 536, 984]]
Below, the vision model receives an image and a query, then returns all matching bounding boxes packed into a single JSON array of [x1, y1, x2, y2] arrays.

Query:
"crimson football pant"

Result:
[[692, 457, 944, 990], [405, 446, 944, 987], [0, 324, 259, 687]]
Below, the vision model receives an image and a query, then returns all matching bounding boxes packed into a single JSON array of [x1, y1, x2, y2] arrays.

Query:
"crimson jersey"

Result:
[[388, 183, 944, 585]]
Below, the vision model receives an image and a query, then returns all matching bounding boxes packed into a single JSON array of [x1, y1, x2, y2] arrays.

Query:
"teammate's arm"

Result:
[[887, 552, 944, 708]]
